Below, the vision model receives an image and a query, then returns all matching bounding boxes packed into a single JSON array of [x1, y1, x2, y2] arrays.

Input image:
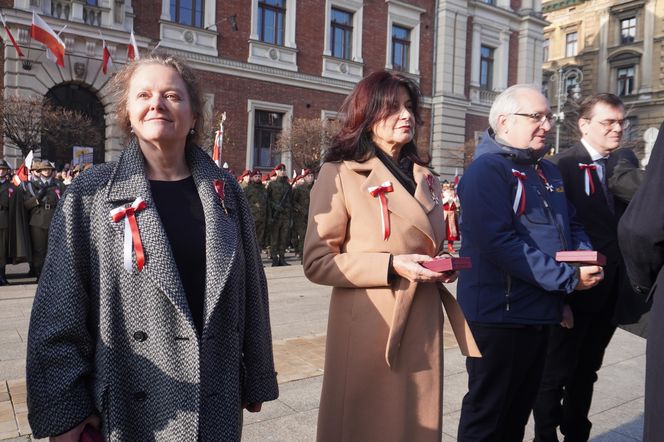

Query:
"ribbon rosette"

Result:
[[368, 181, 394, 241], [213, 179, 228, 215], [110, 197, 147, 272], [512, 169, 527, 216], [578, 163, 597, 196]]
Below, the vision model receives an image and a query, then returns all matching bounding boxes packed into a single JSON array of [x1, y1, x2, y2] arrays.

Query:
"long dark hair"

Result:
[[324, 71, 428, 164]]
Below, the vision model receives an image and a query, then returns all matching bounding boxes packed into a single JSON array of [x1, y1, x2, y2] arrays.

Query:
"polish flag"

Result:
[[12, 150, 33, 186], [0, 13, 24, 57], [101, 35, 113, 74], [453, 168, 460, 187], [127, 29, 139, 61], [31, 12, 65, 67], [212, 113, 226, 168]]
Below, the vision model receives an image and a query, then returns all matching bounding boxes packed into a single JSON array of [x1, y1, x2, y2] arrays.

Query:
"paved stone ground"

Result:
[[0, 258, 647, 441]]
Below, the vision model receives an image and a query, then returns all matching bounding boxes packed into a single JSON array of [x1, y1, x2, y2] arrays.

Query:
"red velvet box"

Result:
[[555, 251, 607, 266], [421, 257, 473, 272]]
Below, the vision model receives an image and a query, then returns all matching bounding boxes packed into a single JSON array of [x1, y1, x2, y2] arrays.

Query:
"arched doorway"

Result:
[[41, 83, 106, 166]]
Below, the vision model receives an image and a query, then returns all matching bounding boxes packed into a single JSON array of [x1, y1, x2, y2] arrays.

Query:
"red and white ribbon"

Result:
[[368, 181, 394, 241], [110, 197, 147, 272], [213, 179, 228, 214], [54, 187, 61, 200], [512, 169, 527, 216], [578, 163, 597, 196]]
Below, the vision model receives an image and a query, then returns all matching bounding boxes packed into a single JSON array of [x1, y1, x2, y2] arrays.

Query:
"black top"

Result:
[[150, 176, 206, 335]]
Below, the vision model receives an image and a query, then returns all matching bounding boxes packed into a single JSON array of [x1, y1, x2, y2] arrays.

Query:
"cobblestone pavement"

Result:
[[0, 258, 647, 441]]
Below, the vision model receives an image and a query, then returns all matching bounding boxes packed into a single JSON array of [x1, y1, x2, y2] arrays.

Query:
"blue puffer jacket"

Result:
[[457, 130, 591, 325]]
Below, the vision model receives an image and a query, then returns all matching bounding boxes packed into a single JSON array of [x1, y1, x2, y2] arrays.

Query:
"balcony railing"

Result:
[[469, 86, 499, 105], [50, 0, 106, 27]]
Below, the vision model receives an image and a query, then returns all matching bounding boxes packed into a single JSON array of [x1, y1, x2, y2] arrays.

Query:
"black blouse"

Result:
[[150, 176, 206, 336]]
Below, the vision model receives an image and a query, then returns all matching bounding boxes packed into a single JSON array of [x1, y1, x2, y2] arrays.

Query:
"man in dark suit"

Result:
[[618, 121, 664, 442], [533, 93, 648, 441]]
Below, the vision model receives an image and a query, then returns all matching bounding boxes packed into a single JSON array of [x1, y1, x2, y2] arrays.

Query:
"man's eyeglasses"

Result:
[[511, 112, 558, 125], [589, 119, 630, 130]]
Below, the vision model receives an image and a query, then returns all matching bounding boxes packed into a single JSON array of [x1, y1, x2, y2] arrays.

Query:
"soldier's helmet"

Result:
[[34, 161, 55, 171]]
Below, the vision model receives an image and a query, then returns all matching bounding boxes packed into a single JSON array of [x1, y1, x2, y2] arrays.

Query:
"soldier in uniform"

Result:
[[23, 161, 66, 279], [0, 160, 14, 285], [267, 163, 292, 266], [292, 169, 314, 262], [244, 168, 268, 251], [238, 169, 251, 189]]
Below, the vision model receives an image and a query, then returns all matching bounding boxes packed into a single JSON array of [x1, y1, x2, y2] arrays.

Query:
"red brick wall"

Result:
[[508, 31, 519, 86], [131, 1, 160, 40], [217, 1, 253, 61]]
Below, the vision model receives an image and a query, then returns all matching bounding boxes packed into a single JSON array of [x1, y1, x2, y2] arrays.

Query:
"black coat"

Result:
[[618, 121, 664, 441], [552, 144, 648, 324]]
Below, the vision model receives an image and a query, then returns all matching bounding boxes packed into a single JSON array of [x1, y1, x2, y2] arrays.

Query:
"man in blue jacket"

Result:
[[456, 84, 604, 442]]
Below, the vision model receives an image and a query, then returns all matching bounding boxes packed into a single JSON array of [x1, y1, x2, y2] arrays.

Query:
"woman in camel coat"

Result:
[[304, 71, 477, 441]]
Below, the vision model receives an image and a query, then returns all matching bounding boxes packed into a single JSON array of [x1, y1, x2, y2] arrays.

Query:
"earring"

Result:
[[129, 127, 134, 134], [189, 128, 195, 135]]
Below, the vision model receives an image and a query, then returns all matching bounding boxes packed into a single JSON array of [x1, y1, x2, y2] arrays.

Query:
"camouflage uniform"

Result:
[[267, 172, 292, 266], [292, 177, 313, 261], [244, 174, 268, 249]]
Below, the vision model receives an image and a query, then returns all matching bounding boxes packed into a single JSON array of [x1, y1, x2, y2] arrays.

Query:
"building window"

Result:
[[480, 45, 494, 90], [543, 39, 549, 62], [617, 66, 635, 96], [330, 8, 353, 59], [565, 32, 578, 57], [392, 25, 411, 72], [254, 111, 284, 168], [481, 0, 495, 3], [86, 0, 98, 5], [258, 0, 286, 45], [624, 116, 638, 141], [620, 17, 636, 44], [169, 0, 204, 27]]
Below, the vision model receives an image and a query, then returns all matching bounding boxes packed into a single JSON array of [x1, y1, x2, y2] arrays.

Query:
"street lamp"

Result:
[[552, 66, 583, 153]]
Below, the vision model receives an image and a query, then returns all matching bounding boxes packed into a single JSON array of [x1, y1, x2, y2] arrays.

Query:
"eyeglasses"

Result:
[[590, 119, 630, 130], [511, 112, 557, 125]]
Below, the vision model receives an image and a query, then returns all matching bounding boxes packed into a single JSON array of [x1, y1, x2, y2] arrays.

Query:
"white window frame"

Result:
[[248, 0, 298, 71], [159, 0, 217, 56], [246, 100, 294, 171], [323, 0, 363, 61], [385, 0, 425, 76]]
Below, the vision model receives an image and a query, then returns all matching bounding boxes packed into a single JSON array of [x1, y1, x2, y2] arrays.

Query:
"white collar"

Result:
[[580, 139, 609, 162]]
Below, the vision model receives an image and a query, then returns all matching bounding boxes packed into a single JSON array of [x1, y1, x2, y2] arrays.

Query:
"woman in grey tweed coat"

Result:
[[26, 54, 278, 441]]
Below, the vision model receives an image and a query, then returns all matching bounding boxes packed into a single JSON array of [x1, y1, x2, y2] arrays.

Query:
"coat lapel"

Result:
[[105, 140, 194, 329], [185, 147, 238, 330], [349, 157, 436, 249]]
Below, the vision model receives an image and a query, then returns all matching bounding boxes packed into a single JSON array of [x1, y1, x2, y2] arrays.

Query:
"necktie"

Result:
[[595, 158, 615, 213]]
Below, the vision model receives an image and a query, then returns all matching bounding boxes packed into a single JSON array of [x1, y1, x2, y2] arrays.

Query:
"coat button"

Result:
[[133, 391, 147, 402], [133, 331, 147, 342]]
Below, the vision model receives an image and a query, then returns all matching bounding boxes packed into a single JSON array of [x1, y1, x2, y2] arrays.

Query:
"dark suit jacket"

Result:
[[552, 143, 647, 324], [618, 120, 664, 440]]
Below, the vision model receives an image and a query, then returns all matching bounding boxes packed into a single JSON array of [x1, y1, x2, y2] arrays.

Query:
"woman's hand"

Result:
[[392, 254, 458, 283], [50, 415, 100, 442], [575, 265, 604, 290], [242, 401, 263, 412]]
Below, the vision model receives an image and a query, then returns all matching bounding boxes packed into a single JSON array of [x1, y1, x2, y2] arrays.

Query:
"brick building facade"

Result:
[[0, 0, 437, 176]]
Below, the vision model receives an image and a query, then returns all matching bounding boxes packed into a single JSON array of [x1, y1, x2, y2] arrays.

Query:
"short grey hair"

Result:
[[488, 84, 543, 132]]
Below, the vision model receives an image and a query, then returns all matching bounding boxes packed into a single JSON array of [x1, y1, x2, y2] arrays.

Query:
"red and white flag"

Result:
[[453, 168, 460, 186], [213, 113, 226, 168], [127, 29, 139, 61], [31, 12, 65, 67], [12, 150, 33, 187], [0, 13, 24, 57], [101, 33, 113, 74]]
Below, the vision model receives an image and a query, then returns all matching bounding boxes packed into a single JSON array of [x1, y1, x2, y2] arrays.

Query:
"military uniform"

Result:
[[244, 170, 268, 249], [292, 172, 313, 261], [0, 161, 14, 284], [23, 162, 66, 279], [267, 165, 292, 266]]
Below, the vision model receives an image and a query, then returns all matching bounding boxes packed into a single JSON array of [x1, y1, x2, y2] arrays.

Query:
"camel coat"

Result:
[[304, 157, 478, 442]]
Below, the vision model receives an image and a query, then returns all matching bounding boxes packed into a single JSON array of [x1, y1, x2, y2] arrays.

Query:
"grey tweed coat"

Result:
[[26, 140, 279, 441]]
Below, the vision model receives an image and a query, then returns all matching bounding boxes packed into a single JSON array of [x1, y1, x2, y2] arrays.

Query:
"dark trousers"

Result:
[[458, 323, 549, 442], [533, 310, 616, 442], [270, 216, 290, 259], [30, 226, 49, 277]]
